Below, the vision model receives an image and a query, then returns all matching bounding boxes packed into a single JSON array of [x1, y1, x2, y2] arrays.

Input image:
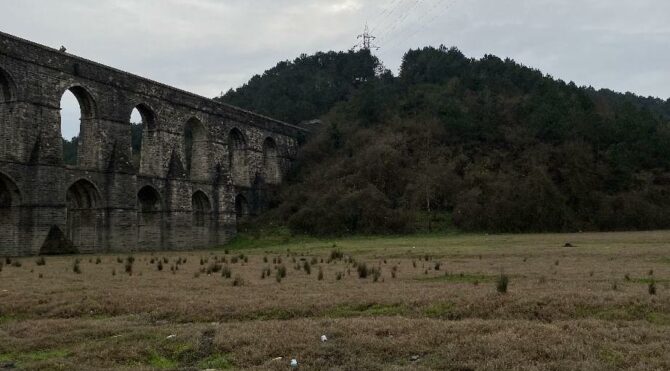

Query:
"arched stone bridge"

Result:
[[0, 31, 306, 256]]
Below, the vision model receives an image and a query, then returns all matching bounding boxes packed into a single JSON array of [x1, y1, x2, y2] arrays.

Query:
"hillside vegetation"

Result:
[[219, 47, 670, 235]]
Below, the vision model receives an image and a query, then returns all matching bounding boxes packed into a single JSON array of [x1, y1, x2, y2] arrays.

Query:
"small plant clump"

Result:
[[11, 260, 21, 268], [434, 262, 441, 271], [221, 265, 232, 279], [35, 256, 46, 266], [73, 260, 81, 274], [232, 274, 245, 286], [317, 267, 324, 281], [95, 257, 102, 264], [371, 267, 382, 282], [303, 261, 312, 275], [496, 273, 509, 294], [649, 280, 657, 295], [335, 271, 343, 280], [357, 262, 368, 278]]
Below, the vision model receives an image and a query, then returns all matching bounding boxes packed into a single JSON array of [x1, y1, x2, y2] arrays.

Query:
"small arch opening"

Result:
[[184, 118, 208, 180], [60, 86, 95, 166], [228, 128, 247, 184], [192, 191, 211, 228], [130, 104, 156, 170], [0, 68, 15, 103], [262, 137, 281, 184], [66, 179, 102, 252], [235, 194, 249, 223], [137, 185, 162, 249]]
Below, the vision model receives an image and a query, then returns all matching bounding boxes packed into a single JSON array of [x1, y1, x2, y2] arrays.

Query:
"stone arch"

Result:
[[262, 137, 281, 184], [66, 179, 103, 253], [228, 128, 248, 185], [192, 190, 211, 244], [0, 67, 16, 103], [234, 193, 249, 223], [184, 118, 209, 181], [59, 85, 97, 166], [130, 103, 157, 171], [0, 172, 21, 256], [137, 185, 163, 249]]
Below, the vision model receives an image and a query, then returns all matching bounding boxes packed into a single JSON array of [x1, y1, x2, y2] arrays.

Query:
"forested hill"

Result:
[[218, 46, 670, 235]]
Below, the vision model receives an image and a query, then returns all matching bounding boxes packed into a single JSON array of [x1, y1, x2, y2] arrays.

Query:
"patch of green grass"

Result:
[[198, 354, 233, 369], [148, 351, 178, 369], [0, 349, 69, 365], [418, 272, 496, 283], [598, 347, 625, 367], [325, 303, 408, 318], [246, 308, 301, 321], [423, 302, 460, 319], [575, 303, 670, 325]]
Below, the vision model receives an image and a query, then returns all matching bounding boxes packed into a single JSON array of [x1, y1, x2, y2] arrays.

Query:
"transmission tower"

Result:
[[354, 24, 379, 51]]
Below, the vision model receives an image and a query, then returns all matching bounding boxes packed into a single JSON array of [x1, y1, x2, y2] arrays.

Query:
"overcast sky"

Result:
[[2, 0, 669, 138]]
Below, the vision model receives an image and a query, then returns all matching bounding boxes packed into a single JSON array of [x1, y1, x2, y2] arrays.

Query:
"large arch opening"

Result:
[[0, 172, 21, 255], [228, 128, 247, 184], [60, 86, 95, 166], [130, 104, 156, 171], [262, 137, 281, 184], [66, 179, 102, 252], [184, 118, 209, 180], [234, 194, 249, 224], [192, 191, 211, 244], [137, 185, 162, 249]]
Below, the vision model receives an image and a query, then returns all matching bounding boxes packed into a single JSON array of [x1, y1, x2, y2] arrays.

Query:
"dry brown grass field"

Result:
[[1, 231, 670, 370]]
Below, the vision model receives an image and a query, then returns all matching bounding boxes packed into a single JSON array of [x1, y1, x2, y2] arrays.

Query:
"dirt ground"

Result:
[[1, 231, 669, 370]]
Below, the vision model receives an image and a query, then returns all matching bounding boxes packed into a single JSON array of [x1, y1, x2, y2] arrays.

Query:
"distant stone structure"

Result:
[[0, 31, 306, 256]]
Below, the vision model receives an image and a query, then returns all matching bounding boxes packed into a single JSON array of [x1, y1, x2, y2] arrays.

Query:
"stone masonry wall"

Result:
[[0, 31, 306, 256]]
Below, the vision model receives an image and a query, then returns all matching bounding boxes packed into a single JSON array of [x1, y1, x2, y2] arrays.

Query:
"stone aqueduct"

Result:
[[0, 31, 306, 256]]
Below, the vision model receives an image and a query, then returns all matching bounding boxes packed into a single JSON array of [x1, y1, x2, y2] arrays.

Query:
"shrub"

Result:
[[73, 260, 81, 274], [232, 275, 244, 286], [263, 256, 268, 263], [221, 265, 232, 279], [357, 262, 368, 278], [649, 280, 657, 295], [277, 265, 287, 279], [330, 249, 344, 261], [126, 256, 135, 264], [125, 261, 133, 275], [303, 261, 312, 274], [157, 260, 163, 271], [35, 256, 46, 266], [434, 262, 441, 271], [371, 267, 381, 282], [317, 267, 324, 281], [116, 257, 123, 263], [207, 262, 222, 274], [496, 274, 509, 294], [95, 257, 102, 264]]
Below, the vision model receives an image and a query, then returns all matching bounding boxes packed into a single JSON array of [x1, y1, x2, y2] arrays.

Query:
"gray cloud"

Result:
[[2, 0, 668, 137]]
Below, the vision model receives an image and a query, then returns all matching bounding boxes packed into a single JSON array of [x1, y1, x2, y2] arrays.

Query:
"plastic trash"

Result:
[[320, 335, 328, 342], [166, 334, 176, 339], [290, 358, 298, 368]]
